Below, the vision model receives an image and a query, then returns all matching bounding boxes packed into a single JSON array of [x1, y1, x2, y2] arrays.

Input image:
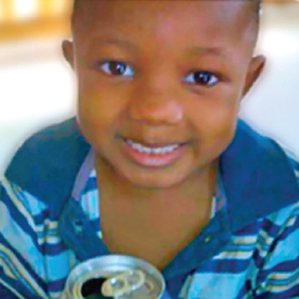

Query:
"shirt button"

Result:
[[204, 235, 211, 243], [73, 219, 84, 234]]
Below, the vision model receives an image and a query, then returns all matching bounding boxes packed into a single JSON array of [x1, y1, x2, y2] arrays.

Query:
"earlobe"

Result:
[[62, 40, 75, 69], [243, 55, 266, 97]]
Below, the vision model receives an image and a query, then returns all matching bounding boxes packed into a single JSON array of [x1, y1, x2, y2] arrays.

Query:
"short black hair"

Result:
[[72, 0, 261, 34]]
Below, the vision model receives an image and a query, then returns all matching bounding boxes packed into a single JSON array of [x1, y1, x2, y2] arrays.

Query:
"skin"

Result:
[[63, 0, 265, 268]]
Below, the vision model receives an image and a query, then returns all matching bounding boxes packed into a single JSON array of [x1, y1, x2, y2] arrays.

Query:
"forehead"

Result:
[[73, 0, 256, 25], [73, 0, 256, 55]]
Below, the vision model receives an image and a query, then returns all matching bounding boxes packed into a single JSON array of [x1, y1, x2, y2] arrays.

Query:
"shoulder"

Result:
[[0, 178, 50, 298], [4, 118, 91, 209], [222, 120, 299, 230], [255, 194, 299, 297], [0, 177, 75, 298]]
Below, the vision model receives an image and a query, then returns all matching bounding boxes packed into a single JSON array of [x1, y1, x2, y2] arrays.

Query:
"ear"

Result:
[[62, 40, 75, 69], [242, 55, 266, 97]]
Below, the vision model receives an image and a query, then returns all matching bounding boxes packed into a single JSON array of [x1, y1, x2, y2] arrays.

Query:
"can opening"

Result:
[[81, 278, 113, 299]]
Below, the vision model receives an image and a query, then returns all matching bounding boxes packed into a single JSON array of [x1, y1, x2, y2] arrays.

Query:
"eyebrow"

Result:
[[93, 37, 229, 59], [96, 38, 138, 52], [187, 47, 230, 58]]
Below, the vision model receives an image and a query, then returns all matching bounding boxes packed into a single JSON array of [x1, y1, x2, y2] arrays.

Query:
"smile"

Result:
[[123, 138, 187, 167], [125, 139, 179, 154]]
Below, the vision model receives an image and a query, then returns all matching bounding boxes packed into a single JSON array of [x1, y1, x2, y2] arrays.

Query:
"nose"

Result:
[[127, 80, 183, 126]]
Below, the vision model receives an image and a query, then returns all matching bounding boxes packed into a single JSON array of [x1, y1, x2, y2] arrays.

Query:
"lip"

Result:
[[122, 138, 188, 168]]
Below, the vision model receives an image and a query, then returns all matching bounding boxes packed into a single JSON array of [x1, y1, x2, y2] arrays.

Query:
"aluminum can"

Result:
[[63, 255, 172, 299]]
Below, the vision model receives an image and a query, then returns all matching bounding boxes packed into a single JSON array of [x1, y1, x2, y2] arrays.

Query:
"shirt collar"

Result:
[[70, 119, 299, 234], [58, 119, 299, 277], [69, 119, 299, 231], [220, 120, 299, 233]]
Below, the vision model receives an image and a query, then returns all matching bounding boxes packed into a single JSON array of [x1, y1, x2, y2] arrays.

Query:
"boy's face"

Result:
[[64, 0, 264, 189]]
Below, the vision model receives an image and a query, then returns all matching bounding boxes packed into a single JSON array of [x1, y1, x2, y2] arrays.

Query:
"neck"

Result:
[[95, 156, 218, 265]]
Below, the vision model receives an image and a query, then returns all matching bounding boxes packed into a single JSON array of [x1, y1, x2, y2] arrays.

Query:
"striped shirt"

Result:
[[0, 120, 299, 298]]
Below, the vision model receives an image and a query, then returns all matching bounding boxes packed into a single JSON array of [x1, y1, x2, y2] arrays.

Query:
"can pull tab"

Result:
[[102, 270, 146, 297]]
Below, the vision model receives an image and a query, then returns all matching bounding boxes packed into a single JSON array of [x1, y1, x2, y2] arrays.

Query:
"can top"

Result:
[[65, 255, 165, 299], [102, 270, 146, 297]]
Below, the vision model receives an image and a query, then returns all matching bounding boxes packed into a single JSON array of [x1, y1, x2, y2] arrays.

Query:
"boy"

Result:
[[0, 0, 298, 298]]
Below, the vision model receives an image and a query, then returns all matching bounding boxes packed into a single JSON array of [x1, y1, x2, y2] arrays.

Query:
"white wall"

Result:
[[0, 3, 298, 178], [239, 3, 299, 155], [0, 39, 76, 176]]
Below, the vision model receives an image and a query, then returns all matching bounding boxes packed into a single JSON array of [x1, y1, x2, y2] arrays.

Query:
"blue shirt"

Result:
[[0, 118, 299, 299]]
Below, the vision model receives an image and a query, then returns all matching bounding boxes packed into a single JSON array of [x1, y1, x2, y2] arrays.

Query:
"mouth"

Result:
[[122, 137, 188, 168]]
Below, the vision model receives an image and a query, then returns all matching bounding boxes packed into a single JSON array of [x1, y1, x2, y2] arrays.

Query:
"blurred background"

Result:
[[0, 0, 298, 178]]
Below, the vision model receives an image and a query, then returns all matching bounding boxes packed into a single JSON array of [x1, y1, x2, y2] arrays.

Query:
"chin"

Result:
[[120, 165, 192, 190]]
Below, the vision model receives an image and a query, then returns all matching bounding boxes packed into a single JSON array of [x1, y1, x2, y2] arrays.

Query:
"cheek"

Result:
[[186, 91, 240, 155], [76, 71, 127, 144], [201, 110, 237, 152]]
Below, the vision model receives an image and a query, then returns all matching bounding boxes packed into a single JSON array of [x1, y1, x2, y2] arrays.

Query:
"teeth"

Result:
[[126, 140, 179, 154]]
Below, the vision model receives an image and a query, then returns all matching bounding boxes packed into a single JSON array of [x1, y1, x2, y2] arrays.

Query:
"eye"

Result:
[[183, 71, 219, 87], [100, 61, 134, 77]]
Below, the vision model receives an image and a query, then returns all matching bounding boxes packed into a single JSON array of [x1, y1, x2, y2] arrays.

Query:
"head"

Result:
[[63, 0, 265, 190]]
